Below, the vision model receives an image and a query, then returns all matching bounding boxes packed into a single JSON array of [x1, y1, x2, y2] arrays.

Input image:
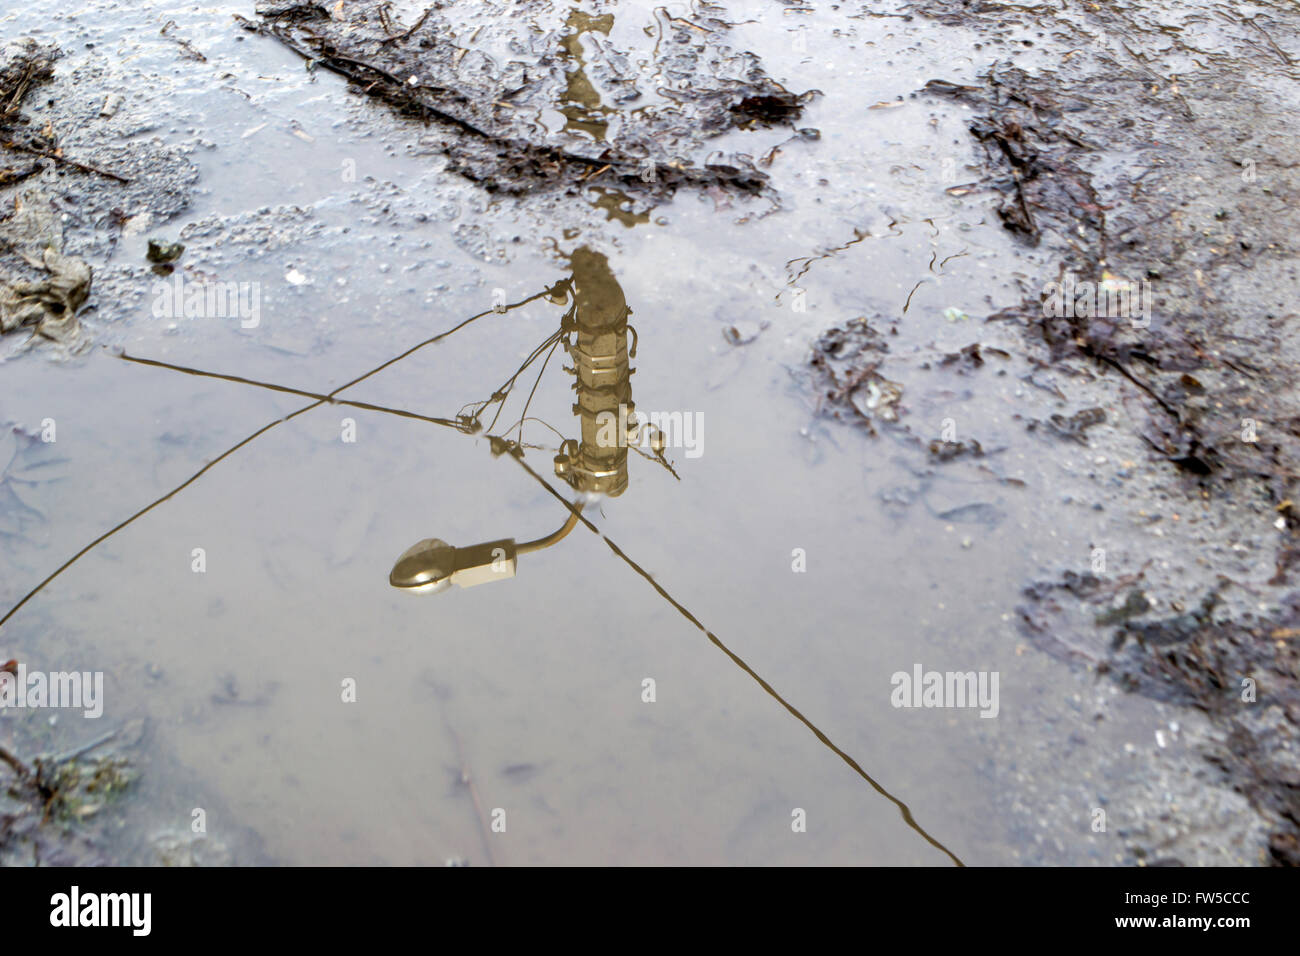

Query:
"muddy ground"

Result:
[[2, 0, 1299, 865], [904, 0, 1300, 865]]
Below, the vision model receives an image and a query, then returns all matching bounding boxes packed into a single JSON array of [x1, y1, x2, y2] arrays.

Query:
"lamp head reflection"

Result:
[[389, 537, 518, 593], [389, 507, 580, 595]]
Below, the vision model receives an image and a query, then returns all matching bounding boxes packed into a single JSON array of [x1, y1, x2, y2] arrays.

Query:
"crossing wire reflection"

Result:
[[0, 252, 964, 866]]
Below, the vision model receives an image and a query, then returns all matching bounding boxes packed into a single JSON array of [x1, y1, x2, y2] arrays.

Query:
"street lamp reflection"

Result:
[[390, 247, 645, 594]]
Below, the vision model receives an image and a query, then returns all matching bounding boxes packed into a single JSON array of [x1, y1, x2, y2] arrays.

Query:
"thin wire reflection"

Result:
[[0, 265, 965, 866]]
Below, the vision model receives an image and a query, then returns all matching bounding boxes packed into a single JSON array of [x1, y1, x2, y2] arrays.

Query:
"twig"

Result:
[[1245, 18, 1293, 66], [0, 742, 32, 781], [1, 60, 44, 123], [1113, 207, 1176, 238], [0, 162, 41, 187], [160, 20, 208, 62], [51, 729, 119, 766], [2, 139, 130, 184], [381, 6, 432, 44]]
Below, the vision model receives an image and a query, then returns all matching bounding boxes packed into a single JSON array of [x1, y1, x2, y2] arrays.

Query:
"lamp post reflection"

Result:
[[390, 246, 653, 593]]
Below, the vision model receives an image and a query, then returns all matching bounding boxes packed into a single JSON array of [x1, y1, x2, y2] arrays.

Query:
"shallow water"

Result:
[[0, 0, 1201, 864]]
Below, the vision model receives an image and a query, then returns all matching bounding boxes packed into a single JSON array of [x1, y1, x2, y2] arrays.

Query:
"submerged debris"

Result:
[[933, 501, 1004, 528], [0, 190, 92, 343], [923, 65, 1110, 255], [928, 438, 983, 462], [245, 0, 812, 199], [1025, 407, 1106, 445], [0, 39, 128, 185], [723, 320, 767, 346], [0, 43, 101, 347], [1, 44, 93, 344], [808, 317, 904, 434], [0, 728, 137, 866], [150, 830, 233, 867], [923, 52, 1300, 493], [146, 238, 185, 264], [1094, 588, 1151, 628], [938, 342, 1007, 371]]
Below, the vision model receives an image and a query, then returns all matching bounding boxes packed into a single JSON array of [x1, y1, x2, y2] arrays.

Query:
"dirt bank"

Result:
[[903, 0, 1300, 863]]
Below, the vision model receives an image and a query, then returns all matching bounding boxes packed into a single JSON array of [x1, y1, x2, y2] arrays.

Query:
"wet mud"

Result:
[[0, 33, 199, 357], [903, 0, 1300, 862]]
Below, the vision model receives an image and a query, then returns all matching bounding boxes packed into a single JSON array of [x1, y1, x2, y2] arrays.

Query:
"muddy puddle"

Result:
[[2, 0, 1297, 865]]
